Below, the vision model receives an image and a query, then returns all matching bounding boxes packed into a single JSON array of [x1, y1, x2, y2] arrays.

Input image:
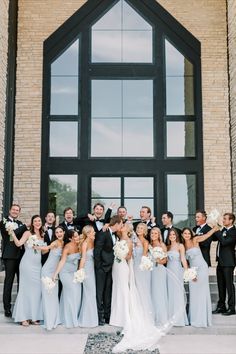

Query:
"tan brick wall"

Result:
[[15, 0, 231, 234], [228, 0, 236, 213], [0, 0, 9, 214]]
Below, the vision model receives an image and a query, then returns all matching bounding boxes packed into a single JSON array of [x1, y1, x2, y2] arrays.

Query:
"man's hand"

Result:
[[88, 213, 96, 221]]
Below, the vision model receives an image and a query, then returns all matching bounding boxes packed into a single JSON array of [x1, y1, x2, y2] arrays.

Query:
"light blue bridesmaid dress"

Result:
[[167, 250, 188, 326], [41, 247, 62, 330], [133, 242, 154, 322], [150, 255, 169, 326], [186, 247, 212, 327], [13, 242, 43, 322], [59, 252, 81, 328], [78, 249, 98, 327]]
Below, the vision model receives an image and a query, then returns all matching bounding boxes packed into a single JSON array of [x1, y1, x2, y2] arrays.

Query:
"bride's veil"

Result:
[[112, 258, 187, 353]]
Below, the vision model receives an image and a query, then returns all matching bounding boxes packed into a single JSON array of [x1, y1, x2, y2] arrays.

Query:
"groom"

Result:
[[94, 215, 123, 325]]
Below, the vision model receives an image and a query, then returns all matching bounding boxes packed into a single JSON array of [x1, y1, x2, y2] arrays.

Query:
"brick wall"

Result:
[[228, 0, 236, 213], [14, 0, 231, 235], [0, 0, 9, 215]]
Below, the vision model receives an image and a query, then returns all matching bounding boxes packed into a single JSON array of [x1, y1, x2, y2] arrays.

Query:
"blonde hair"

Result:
[[136, 222, 148, 237], [150, 227, 162, 243]]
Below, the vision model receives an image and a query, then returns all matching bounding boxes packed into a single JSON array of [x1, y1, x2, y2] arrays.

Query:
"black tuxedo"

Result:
[[94, 229, 115, 322], [42, 226, 55, 265], [83, 208, 112, 234], [59, 216, 85, 242], [0, 217, 27, 313], [214, 226, 236, 311], [193, 224, 213, 266], [161, 226, 181, 245]]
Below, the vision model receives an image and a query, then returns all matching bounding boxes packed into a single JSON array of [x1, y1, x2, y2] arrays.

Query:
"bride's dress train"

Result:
[[112, 259, 165, 353]]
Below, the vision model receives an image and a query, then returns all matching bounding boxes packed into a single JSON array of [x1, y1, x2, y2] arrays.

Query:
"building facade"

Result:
[[0, 0, 235, 231]]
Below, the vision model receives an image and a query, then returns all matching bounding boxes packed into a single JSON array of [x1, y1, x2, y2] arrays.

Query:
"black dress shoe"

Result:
[[98, 319, 105, 326], [4, 310, 12, 318], [222, 309, 236, 316], [212, 307, 226, 314], [105, 318, 110, 324]]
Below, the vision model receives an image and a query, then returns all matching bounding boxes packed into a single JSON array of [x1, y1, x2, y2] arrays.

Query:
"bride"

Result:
[[110, 223, 165, 353]]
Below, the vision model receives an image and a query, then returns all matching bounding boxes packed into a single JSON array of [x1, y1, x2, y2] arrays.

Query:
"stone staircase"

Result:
[[0, 269, 232, 313]]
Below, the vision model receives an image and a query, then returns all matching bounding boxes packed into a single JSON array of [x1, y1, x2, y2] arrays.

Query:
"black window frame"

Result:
[[41, 0, 204, 224]]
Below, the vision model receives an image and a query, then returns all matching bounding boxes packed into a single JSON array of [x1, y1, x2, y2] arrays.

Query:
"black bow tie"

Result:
[[67, 222, 74, 227], [222, 227, 227, 232], [164, 227, 170, 231], [47, 226, 53, 230], [96, 218, 104, 222]]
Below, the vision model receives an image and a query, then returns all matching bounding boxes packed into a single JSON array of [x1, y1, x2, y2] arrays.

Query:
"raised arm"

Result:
[[12, 230, 30, 247], [194, 225, 220, 243], [179, 244, 188, 270], [52, 245, 69, 281], [79, 241, 87, 269], [35, 240, 57, 254]]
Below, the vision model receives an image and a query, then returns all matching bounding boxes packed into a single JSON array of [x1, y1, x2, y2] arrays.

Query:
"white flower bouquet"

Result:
[[139, 255, 153, 271], [113, 240, 129, 263], [26, 235, 46, 254], [183, 267, 197, 282], [149, 245, 167, 260], [73, 268, 86, 283], [3, 218, 18, 241], [207, 209, 220, 226], [41, 276, 56, 293]]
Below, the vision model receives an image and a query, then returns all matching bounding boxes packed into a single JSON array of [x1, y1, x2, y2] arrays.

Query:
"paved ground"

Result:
[[1, 314, 236, 354]]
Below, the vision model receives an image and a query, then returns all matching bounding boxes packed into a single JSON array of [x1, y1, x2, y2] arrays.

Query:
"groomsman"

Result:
[[117, 206, 133, 224], [42, 211, 56, 265], [161, 211, 181, 244], [59, 207, 84, 241], [84, 203, 113, 234], [133, 206, 157, 240], [0, 204, 28, 317], [212, 213, 236, 316], [94, 215, 123, 325], [193, 210, 213, 267]]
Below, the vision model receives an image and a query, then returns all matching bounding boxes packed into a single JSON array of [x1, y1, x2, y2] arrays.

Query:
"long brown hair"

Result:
[[166, 227, 181, 246], [181, 227, 194, 245], [30, 214, 44, 238]]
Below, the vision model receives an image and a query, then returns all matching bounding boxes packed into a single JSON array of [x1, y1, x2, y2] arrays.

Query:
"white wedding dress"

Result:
[[112, 258, 166, 353]]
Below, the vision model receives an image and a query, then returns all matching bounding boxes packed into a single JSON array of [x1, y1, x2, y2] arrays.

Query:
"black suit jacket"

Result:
[[214, 226, 236, 267], [42, 226, 55, 265], [0, 217, 27, 260], [193, 224, 213, 266], [94, 230, 114, 272], [83, 208, 112, 233]]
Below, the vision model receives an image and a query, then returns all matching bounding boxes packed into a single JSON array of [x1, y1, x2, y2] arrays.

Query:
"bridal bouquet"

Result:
[[73, 268, 86, 283], [26, 235, 46, 254], [139, 255, 153, 271], [207, 209, 220, 226], [113, 240, 129, 263], [149, 245, 167, 260], [3, 218, 18, 241], [183, 267, 197, 282], [41, 276, 56, 293]]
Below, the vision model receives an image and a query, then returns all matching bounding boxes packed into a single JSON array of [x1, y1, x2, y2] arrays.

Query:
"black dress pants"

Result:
[[95, 267, 112, 321], [217, 265, 235, 310], [3, 258, 20, 312]]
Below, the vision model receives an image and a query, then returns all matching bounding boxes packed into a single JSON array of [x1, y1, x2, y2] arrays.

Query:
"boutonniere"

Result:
[[222, 231, 227, 237]]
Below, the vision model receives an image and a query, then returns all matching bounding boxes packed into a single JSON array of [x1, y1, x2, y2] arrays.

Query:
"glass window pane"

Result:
[[92, 1, 122, 30], [49, 175, 77, 219], [124, 199, 154, 219], [166, 76, 194, 115], [51, 40, 79, 76], [92, 80, 122, 118], [123, 80, 153, 117], [123, 1, 152, 30], [91, 119, 122, 157], [50, 77, 78, 115], [167, 122, 195, 157], [124, 177, 153, 197], [167, 174, 196, 223], [165, 40, 193, 76], [123, 31, 152, 62], [91, 31, 122, 62], [49, 122, 78, 157], [91, 177, 121, 197], [123, 119, 153, 156]]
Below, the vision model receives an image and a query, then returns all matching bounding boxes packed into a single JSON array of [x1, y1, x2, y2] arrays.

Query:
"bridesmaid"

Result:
[[12, 215, 44, 326], [133, 223, 154, 322], [150, 227, 168, 326], [52, 229, 81, 328], [167, 228, 188, 326], [38, 226, 65, 330], [182, 226, 219, 327], [78, 225, 98, 328]]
